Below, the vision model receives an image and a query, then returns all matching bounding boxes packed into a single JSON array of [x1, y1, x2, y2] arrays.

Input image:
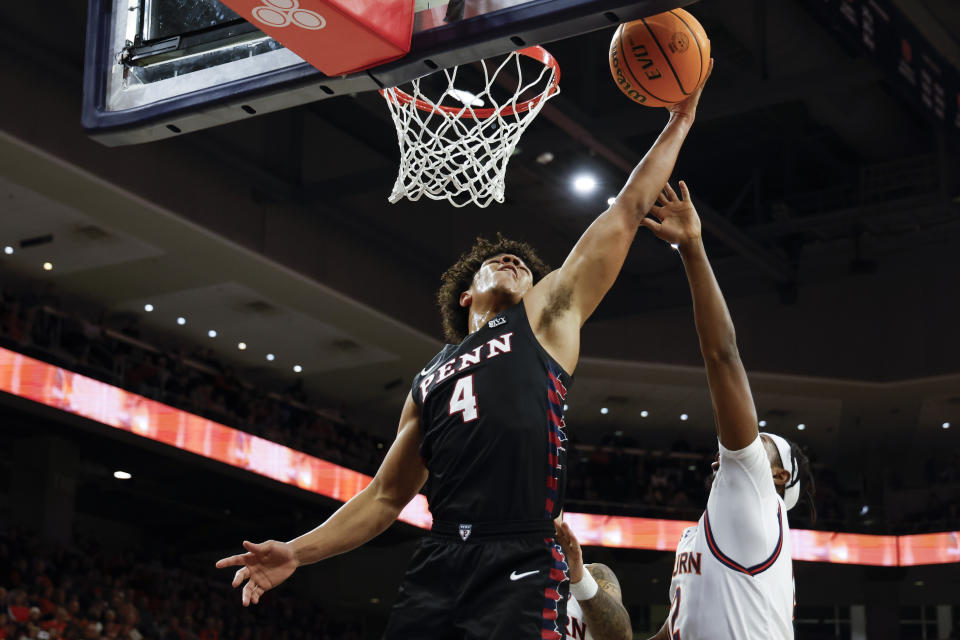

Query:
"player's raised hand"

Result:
[[641, 181, 702, 250], [215, 540, 298, 606], [554, 519, 584, 583], [667, 58, 714, 121]]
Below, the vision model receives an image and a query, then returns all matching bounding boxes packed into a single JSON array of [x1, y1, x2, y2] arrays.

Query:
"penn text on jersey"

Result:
[[418, 332, 514, 402]]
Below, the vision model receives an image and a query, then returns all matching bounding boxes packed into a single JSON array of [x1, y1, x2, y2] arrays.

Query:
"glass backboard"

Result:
[[82, 0, 692, 145]]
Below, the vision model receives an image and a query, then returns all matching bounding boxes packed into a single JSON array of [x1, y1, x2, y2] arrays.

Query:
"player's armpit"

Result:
[[577, 563, 632, 640]]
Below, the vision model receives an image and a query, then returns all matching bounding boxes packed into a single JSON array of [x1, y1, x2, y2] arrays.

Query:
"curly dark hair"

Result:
[[437, 233, 551, 343]]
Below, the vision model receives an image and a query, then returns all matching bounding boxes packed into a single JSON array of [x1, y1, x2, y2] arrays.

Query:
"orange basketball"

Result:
[[608, 8, 710, 107]]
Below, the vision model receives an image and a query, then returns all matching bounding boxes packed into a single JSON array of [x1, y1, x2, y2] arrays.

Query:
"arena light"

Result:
[[113, 470, 132, 480], [860, 505, 870, 516], [759, 420, 767, 427], [797, 423, 806, 431], [143, 304, 154, 312], [640, 410, 649, 418], [208, 329, 217, 338], [238, 342, 247, 350], [266, 353, 275, 361], [176, 317, 186, 326], [943, 422, 951, 430], [3, 246, 13, 255], [293, 364, 303, 373], [600, 407, 609, 415], [680, 413, 689, 421], [43, 262, 53, 271], [572, 174, 597, 194], [535, 152, 554, 165]]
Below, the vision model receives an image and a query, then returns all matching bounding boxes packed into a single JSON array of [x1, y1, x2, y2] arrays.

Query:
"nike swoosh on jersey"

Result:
[[509, 570, 540, 581]]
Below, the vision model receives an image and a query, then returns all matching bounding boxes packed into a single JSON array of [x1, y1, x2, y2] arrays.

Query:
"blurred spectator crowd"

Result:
[[1, 285, 958, 535], [0, 529, 363, 640]]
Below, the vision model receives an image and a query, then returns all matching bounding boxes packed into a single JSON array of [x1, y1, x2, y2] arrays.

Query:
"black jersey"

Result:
[[411, 300, 573, 527]]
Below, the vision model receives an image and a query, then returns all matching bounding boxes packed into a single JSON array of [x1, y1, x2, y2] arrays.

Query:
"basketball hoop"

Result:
[[380, 46, 560, 208]]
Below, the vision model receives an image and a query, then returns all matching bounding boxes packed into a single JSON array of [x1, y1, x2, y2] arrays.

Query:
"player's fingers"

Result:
[[562, 523, 582, 552], [215, 553, 248, 569], [241, 582, 251, 607], [655, 191, 669, 206], [678, 180, 691, 201], [639, 217, 663, 233], [252, 586, 261, 606], [663, 182, 679, 202], [232, 567, 249, 588], [242, 540, 262, 554]]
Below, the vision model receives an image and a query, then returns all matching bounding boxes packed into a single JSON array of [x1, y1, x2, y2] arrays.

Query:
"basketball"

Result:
[[609, 9, 710, 107]]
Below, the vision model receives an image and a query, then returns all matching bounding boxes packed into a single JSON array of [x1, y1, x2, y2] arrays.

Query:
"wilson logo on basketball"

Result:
[[609, 45, 646, 104], [252, 0, 326, 30]]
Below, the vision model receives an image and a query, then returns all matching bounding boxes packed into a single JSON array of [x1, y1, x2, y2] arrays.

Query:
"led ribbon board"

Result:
[[1, 346, 955, 567]]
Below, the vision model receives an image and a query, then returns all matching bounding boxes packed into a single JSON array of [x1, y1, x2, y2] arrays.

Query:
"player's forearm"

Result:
[[289, 485, 402, 566], [578, 589, 633, 640], [679, 237, 738, 361], [618, 114, 693, 219]]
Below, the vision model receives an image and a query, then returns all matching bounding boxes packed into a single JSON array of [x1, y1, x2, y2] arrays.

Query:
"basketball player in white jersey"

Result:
[[642, 181, 815, 640], [554, 519, 632, 640]]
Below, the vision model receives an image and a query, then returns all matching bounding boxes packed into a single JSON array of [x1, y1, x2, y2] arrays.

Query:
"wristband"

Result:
[[569, 569, 599, 601]]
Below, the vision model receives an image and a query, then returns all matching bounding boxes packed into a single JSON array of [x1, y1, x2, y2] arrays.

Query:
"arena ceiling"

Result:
[[0, 0, 959, 465]]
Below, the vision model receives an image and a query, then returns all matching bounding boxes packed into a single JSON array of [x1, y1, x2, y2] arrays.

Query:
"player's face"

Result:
[[471, 253, 534, 300]]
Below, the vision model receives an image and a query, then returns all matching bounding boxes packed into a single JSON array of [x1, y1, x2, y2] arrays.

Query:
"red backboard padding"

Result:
[[220, 0, 415, 75]]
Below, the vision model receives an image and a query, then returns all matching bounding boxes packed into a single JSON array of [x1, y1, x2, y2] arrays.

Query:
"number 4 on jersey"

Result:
[[449, 376, 479, 423]]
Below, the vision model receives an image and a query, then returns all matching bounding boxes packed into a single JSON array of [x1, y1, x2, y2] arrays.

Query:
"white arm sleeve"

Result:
[[705, 435, 783, 569]]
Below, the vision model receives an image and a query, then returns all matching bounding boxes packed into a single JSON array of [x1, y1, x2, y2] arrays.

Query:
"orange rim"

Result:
[[380, 46, 560, 119]]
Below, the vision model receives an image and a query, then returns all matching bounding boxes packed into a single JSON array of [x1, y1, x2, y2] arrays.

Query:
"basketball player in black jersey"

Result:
[[216, 63, 713, 640]]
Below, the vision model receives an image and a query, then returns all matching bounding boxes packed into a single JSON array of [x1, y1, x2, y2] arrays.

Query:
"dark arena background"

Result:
[[1, 0, 959, 638]]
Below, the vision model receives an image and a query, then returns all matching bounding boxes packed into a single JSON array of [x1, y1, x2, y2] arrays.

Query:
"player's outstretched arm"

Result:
[[642, 182, 758, 450], [215, 393, 428, 605], [526, 63, 713, 371], [555, 520, 632, 640]]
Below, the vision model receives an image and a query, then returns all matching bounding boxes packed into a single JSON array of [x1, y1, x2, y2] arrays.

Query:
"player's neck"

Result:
[[466, 297, 514, 335]]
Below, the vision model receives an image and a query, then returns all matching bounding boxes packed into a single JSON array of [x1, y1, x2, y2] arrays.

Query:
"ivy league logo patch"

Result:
[[459, 524, 473, 541]]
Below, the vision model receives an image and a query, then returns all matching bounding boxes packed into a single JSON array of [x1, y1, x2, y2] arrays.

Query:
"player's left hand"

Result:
[[554, 518, 584, 584], [641, 181, 702, 251], [667, 58, 713, 121]]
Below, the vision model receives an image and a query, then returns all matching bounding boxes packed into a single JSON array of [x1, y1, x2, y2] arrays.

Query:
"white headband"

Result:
[[764, 432, 800, 511]]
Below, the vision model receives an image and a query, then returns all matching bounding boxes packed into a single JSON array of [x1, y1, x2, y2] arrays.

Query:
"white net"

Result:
[[381, 47, 560, 208]]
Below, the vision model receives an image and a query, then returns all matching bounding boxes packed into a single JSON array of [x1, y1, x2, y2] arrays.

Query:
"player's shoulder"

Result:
[[416, 344, 458, 378]]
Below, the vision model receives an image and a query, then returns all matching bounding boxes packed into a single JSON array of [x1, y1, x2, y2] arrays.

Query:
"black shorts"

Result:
[[383, 521, 570, 640]]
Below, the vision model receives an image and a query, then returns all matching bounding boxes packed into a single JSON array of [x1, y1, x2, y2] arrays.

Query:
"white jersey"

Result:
[[667, 436, 794, 639], [564, 593, 593, 640]]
